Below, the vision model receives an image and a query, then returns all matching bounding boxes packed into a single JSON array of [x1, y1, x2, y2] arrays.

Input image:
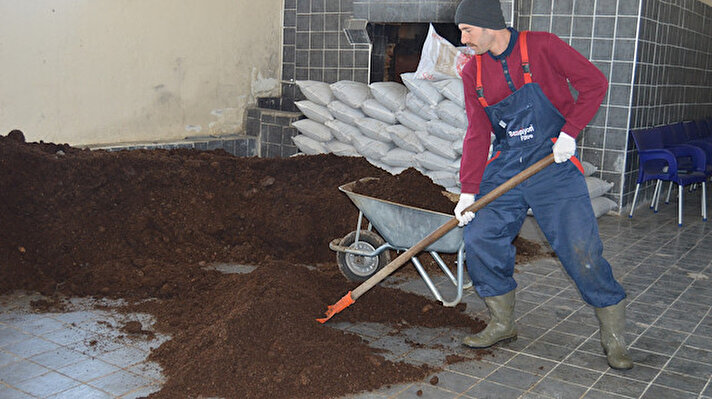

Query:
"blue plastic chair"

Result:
[[661, 123, 712, 177], [683, 120, 712, 150], [628, 127, 707, 226]]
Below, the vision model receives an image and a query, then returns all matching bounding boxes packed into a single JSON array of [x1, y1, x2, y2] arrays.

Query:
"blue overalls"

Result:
[[464, 31, 626, 308]]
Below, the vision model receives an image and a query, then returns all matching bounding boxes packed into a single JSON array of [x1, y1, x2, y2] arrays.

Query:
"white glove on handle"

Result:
[[552, 132, 576, 163], [454, 193, 476, 227]]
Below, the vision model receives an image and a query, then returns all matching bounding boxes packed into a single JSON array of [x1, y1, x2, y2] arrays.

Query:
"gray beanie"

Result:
[[455, 0, 506, 30]]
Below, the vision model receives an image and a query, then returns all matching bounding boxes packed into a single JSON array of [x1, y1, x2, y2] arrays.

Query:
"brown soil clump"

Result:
[[128, 260, 482, 399], [351, 167, 457, 212], [1, 132, 491, 398]]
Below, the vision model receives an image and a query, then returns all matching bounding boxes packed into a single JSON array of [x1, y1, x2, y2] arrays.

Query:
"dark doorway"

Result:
[[369, 23, 463, 83]]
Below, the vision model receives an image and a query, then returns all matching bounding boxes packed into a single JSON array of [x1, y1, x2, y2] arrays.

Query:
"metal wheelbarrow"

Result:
[[329, 177, 471, 307]]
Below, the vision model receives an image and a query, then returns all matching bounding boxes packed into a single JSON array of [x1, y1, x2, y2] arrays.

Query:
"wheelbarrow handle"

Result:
[[317, 153, 555, 323]]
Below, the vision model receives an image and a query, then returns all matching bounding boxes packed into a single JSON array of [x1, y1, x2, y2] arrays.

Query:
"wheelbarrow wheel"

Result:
[[337, 230, 390, 282]]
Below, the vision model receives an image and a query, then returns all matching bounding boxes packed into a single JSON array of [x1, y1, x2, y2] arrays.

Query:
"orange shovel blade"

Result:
[[316, 291, 355, 323]]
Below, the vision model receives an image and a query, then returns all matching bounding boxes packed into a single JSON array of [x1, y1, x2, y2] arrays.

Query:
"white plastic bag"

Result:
[[405, 92, 439, 120], [414, 151, 459, 172], [325, 140, 360, 157], [419, 134, 459, 160], [414, 24, 475, 81], [291, 119, 333, 142], [361, 99, 397, 125], [432, 79, 465, 108], [351, 134, 392, 159], [452, 139, 463, 155], [401, 72, 443, 106], [355, 117, 393, 143], [295, 80, 333, 106], [591, 196, 617, 217], [292, 135, 328, 155], [585, 176, 614, 198], [366, 158, 408, 175], [369, 82, 408, 112], [327, 100, 366, 125], [425, 170, 460, 189], [381, 148, 418, 167], [395, 109, 429, 131], [330, 80, 371, 108], [582, 161, 598, 177], [324, 119, 360, 144], [295, 100, 334, 123], [426, 119, 465, 141], [386, 125, 425, 153], [435, 100, 468, 129]]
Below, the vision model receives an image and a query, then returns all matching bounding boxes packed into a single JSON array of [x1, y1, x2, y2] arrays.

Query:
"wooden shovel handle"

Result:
[[351, 153, 555, 300]]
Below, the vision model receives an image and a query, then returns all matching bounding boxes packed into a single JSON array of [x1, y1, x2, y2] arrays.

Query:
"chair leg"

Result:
[[651, 180, 661, 209], [703, 182, 708, 222], [654, 181, 663, 213], [678, 184, 683, 227], [665, 181, 674, 204], [629, 184, 640, 218]]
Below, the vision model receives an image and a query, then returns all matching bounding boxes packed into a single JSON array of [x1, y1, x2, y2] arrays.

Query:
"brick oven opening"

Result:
[[369, 23, 462, 84]]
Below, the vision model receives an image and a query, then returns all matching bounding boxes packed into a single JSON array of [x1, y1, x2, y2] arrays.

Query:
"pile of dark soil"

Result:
[[0, 130, 546, 398], [351, 168, 457, 212]]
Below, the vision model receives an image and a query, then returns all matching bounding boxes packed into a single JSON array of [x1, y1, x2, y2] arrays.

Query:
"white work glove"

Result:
[[552, 132, 576, 163], [454, 193, 476, 227]]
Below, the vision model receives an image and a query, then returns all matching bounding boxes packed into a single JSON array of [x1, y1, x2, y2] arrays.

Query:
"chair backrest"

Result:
[[630, 128, 663, 151], [683, 120, 701, 139], [665, 122, 688, 146], [698, 119, 712, 138]]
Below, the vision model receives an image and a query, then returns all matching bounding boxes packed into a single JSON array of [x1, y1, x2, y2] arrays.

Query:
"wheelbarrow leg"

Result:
[[410, 243, 467, 307]]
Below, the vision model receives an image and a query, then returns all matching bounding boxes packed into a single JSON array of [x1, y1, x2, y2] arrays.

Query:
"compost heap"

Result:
[[0, 130, 549, 398]]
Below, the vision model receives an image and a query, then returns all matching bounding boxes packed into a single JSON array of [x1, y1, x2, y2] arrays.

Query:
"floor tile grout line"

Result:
[[576, 220, 699, 398], [619, 230, 703, 353], [497, 252, 648, 398], [432, 257, 599, 396], [1, 325, 157, 398], [637, 284, 712, 398], [0, 381, 40, 399], [516, 303, 617, 399], [8, 354, 119, 398], [699, 375, 712, 399]]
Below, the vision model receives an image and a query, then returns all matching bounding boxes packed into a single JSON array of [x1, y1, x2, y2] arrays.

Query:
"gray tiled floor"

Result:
[[1, 193, 711, 398]]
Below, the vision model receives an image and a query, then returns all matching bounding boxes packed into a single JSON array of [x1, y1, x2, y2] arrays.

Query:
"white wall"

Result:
[[0, 0, 282, 146]]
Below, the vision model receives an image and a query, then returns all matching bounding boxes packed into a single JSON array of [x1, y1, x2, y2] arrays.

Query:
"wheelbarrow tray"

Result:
[[339, 178, 463, 253]]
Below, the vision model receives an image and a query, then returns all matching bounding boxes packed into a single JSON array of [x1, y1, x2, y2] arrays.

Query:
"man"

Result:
[[452, 0, 633, 370]]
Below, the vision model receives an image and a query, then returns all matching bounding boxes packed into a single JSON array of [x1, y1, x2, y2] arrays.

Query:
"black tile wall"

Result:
[[625, 0, 712, 208], [517, 0, 647, 209], [282, 0, 513, 92], [246, 106, 301, 158], [277, 0, 712, 211]]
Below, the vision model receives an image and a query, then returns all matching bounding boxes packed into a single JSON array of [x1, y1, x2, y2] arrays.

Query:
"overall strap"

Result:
[[474, 30, 533, 108], [520, 31, 533, 84], [475, 54, 488, 107]]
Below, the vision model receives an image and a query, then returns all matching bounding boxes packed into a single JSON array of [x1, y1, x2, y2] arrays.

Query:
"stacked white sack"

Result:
[[583, 162, 618, 217], [290, 25, 475, 191], [291, 75, 468, 192]]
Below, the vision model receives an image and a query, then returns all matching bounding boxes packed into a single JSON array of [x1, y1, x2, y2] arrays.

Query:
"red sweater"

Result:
[[459, 30, 608, 194]]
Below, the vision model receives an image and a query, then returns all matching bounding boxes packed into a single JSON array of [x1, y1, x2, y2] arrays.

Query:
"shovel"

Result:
[[317, 153, 555, 323]]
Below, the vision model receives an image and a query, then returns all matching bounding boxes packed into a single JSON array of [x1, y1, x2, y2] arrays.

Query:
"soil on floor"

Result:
[[0, 130, 550, 398]]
